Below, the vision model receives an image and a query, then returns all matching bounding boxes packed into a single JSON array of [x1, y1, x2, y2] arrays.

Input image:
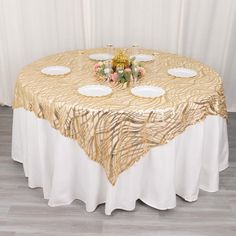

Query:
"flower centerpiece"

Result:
[[94, 50, 145, 88]]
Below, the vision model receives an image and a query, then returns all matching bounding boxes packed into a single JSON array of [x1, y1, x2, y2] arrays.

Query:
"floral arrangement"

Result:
[[94, 51, 145, 87]]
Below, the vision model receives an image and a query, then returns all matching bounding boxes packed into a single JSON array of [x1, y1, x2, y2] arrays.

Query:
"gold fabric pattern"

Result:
[[13, 48, 227, 185]]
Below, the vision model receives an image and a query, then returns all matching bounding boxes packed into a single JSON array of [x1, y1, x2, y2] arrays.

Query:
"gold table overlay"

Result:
[[13, 48, 227, 185]]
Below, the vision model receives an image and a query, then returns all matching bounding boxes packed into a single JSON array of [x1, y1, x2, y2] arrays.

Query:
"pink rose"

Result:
[[93, 63, 100, 71], [110, 72, 118, 82], [138, 67, 145, 77], [124, 68, 131, 73]]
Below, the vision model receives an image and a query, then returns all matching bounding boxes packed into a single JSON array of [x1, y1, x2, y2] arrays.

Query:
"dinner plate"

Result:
[[131, 54, 154, 62], [167, 67, 197, 78], [131, 85, 165, 98], [41, 66, 71, 76], [89, 53, 113, 61], [78, 85, 112, 97]]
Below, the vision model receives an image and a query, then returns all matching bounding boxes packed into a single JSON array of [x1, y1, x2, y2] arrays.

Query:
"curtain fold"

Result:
[[0, 0, 235, 111]]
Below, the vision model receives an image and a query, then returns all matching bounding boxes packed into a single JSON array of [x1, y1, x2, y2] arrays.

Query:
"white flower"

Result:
[[104, 68, 110, 74], [118, 69, 124, 74]]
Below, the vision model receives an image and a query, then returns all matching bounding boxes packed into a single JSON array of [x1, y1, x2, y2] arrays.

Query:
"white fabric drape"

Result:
[[0, 0, 236, 110], [12, 108, 229, 215]]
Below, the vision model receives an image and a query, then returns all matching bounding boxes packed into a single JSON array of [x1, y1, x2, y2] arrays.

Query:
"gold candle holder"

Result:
[[112, 50, 130, 70]]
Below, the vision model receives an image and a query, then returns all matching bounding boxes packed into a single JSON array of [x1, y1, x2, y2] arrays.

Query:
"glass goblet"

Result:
[[131, 44, 140, 57], [106, 44, 114, 55]]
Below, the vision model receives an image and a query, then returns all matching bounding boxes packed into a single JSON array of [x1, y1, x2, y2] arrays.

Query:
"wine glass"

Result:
[[152, 51, 161, 70], [106, 44, 114, 55], [131, 44, 140, 57]]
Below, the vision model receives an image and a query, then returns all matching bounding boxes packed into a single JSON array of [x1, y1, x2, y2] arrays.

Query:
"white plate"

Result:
[[131, 54, 154, 62], [78, 85, 112, 97], [167, 67, 197, 78], [89, 53, 113, 61], [41, 66, 71, 76], [131, 85, 165, 98]]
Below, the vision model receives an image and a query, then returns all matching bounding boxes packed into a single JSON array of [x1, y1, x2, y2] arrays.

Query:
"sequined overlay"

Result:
[[13, 48, 227, 185]]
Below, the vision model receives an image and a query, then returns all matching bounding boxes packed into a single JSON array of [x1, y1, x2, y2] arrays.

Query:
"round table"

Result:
[[12, 48, 229, 215]]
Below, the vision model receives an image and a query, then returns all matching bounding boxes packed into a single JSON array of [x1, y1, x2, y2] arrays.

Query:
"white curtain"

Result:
[[0, 0, 236, 111]]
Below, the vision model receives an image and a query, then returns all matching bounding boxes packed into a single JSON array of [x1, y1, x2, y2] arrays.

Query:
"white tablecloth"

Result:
[[12, 108, 229, 215]]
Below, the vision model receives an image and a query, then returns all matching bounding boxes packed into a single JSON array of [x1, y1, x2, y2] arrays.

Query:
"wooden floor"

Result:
[[0, 106, 235, 236]]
